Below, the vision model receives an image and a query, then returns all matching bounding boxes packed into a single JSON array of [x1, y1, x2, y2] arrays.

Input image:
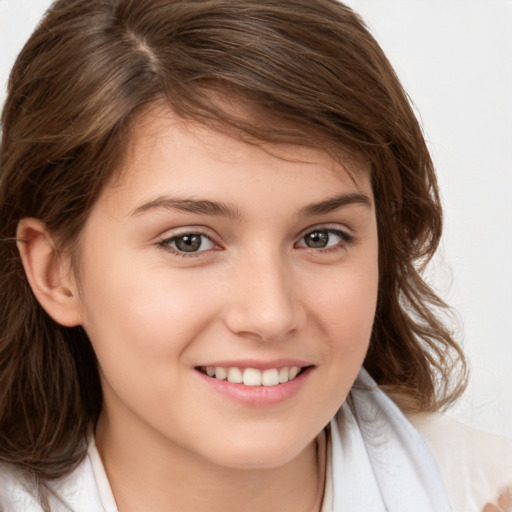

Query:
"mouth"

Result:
[[196, 365, 308, 387]]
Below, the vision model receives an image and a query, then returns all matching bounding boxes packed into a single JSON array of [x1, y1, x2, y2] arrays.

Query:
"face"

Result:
[[74, 107, 379, 470]]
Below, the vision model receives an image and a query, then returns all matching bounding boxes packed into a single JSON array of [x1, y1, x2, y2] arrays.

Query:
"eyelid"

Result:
[[296, 223, 354, 240]]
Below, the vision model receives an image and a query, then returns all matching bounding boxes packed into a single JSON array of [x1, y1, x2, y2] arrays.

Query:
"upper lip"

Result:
[[196, 359, 312, 370]]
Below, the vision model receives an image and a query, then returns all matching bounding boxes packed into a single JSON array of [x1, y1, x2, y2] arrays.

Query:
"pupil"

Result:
[[176, 234, 202, 252], [306, 231, 328, 248]]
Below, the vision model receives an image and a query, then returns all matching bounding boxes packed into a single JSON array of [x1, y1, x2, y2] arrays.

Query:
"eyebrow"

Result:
[[298, 192, 372, 216], [131, 191, 372, 219], [131, 197, 242, 220]]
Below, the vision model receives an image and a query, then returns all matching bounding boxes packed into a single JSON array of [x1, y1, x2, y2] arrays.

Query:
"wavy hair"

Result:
[[0, 0, 466, 489]]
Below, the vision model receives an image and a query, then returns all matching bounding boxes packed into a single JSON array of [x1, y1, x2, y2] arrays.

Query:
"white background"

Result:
[[1, 0, 511, 440]]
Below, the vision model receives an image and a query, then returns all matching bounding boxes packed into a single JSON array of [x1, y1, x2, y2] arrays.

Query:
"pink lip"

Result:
[[194, 365, 313, 407]]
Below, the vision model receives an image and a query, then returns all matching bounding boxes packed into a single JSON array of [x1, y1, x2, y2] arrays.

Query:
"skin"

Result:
[[484, 487, 512, 512], [19, 108, 379, 512]]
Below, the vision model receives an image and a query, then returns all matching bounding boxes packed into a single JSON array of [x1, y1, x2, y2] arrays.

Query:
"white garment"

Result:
[[329, 369, 453, 511], [320, 370, 512, 512], [1, 369, 511, 512], [408, 411, 512, 511]]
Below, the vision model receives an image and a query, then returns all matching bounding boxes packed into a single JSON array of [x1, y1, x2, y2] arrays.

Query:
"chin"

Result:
[[198, 432, 315, 471]]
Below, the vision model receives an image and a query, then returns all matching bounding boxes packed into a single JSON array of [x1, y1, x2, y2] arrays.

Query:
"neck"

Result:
[[95, 412, 323, 512]]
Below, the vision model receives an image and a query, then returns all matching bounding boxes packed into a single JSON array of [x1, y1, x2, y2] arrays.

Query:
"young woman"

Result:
[[0, 1, 510, 511]]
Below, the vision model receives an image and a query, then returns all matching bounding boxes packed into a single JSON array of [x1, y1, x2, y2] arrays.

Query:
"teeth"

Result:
[[215, 367, 227, 380], [261, 368, 280, 387], [243, 368, 262, 386], [204, 366, 303, 386], [227, 367, 243, 384], [289, 366, 300, 379]]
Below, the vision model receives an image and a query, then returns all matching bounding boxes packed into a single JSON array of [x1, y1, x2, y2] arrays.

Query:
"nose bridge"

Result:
[[225, 247, 304, 341]]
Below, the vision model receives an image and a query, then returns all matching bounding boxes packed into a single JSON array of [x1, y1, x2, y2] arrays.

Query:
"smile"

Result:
[[198, 366, 304, 386]]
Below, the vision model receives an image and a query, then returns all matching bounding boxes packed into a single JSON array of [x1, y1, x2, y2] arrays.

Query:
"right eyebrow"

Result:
[[130, 196, 243, 220], [298, 192, 372, 216]]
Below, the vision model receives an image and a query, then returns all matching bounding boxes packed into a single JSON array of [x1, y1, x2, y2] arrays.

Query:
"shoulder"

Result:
[[0, 463, 44, 512], [0, 445, 108, 512], [407, 411, 512, 512]]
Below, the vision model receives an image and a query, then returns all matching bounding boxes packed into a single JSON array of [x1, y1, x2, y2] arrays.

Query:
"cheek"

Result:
[[77, 264, 219, 427], [321, 282, 377, 369], [307, 250, 379, 388], [77, 254, 217, 374], [310, 260, 379, 339], [294, 263, 378, 432]]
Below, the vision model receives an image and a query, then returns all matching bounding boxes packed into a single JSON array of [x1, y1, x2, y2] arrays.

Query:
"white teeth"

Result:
[[215, 367, 227, 380], [227, 367, 243, 384], [243, 368, 262, 386], [204, 365, 304, 386], [289, 366, 300, 379], [261, 368, 280, 386]]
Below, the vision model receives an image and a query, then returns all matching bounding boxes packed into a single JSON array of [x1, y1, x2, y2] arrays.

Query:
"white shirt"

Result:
[[1, 412, 511, 511]]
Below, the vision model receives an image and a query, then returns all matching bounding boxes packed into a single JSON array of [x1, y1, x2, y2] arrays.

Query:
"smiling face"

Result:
[[73, 107, 379, 470]]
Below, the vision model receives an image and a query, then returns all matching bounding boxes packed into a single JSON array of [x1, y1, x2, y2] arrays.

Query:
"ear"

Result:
[[17, 218, 82, 327]]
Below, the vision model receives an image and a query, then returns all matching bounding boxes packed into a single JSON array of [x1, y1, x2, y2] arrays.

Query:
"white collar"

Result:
[[324, 368, 452, 512]]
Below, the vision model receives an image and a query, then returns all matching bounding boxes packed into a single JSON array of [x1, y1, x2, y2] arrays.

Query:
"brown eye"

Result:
[[164, 233, 214, 253], [296, 228, 352, 250], [304, 231, 329, 248]]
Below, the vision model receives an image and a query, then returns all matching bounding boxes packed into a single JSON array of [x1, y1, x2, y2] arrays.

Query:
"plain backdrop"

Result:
[[1, 0, 511, 440]]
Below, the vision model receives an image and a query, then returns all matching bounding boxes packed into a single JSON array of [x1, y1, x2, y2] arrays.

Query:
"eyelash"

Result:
[[156, 226, 354, 258]]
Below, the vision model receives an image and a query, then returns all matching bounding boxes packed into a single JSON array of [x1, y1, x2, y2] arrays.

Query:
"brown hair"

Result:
[[0, 0, 466, 486]]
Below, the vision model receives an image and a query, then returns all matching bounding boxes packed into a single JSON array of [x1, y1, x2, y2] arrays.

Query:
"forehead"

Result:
[[104, 106, 373, 213]]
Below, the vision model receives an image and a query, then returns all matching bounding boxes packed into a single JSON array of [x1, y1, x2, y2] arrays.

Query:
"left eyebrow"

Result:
[[130, 196, 243, 220], [298, 192, 372, 216]]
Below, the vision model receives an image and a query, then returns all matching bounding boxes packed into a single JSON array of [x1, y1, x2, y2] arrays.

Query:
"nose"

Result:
[[223, 251, 306, 342]]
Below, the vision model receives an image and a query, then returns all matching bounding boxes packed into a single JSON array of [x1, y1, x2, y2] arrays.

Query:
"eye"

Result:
[[296, 228, 351, 250], [160, 232, 215, 254]]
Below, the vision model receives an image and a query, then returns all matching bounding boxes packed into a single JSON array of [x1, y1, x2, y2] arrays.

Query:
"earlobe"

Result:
[[16, 218, 82, 327]]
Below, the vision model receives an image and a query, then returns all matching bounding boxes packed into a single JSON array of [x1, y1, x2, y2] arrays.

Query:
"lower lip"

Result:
[[195, 367, 313, 406]]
